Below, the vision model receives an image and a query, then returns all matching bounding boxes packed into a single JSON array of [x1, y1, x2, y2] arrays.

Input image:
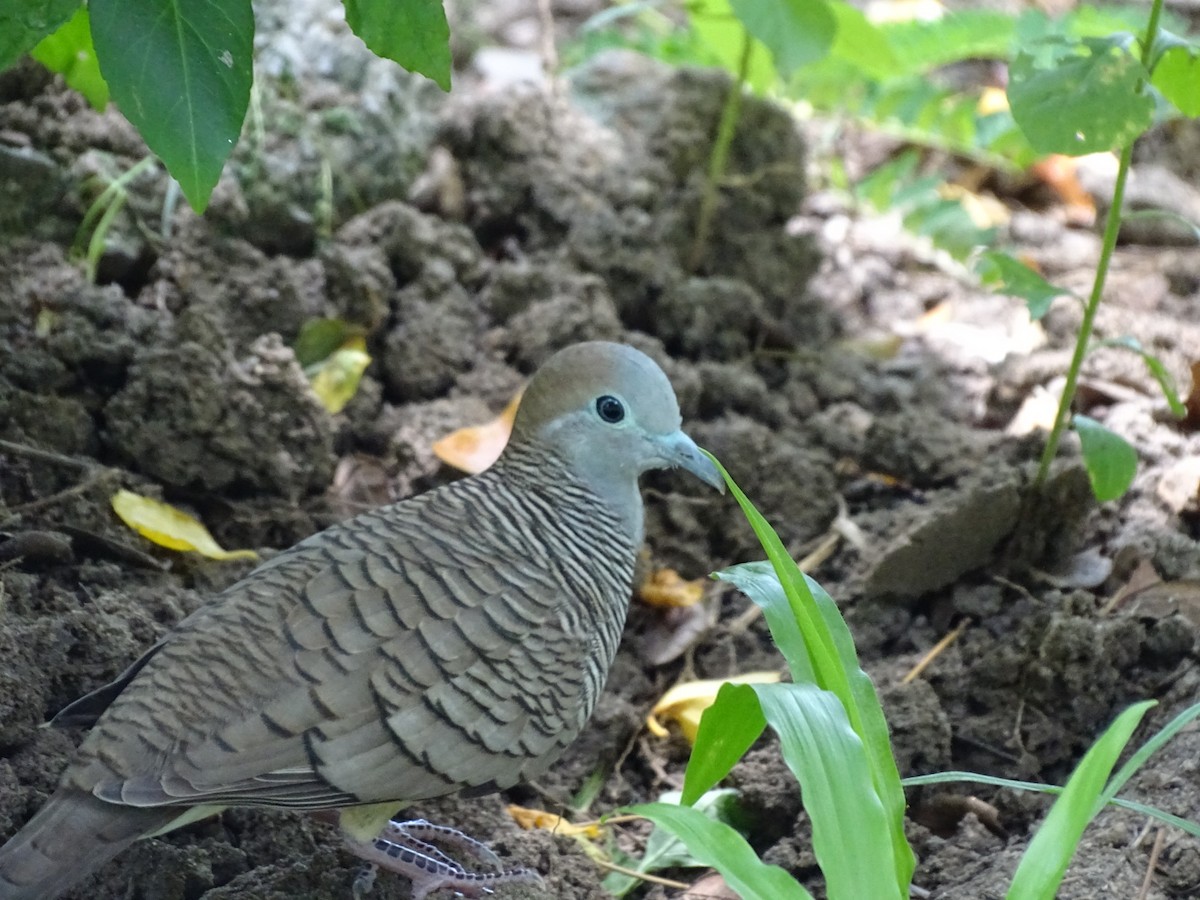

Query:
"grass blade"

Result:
[[1006, 700, 1155, 900]]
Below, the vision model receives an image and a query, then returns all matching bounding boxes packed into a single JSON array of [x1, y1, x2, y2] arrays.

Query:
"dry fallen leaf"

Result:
[[111, 490, 258, 561], [506, 805, 601, 839], [977, 85, 1009, 116], [1124, 580, 1200, 628], [646, 672, 781, 743], [308, 336, 371, 414], [638, 568, 706, 609], [641, 602, 716, 667], [433, 388, 525, 475], [1030, 154, 1097, 224], [680, 872, 741, 900], [1006, 379, 1065, 436], [1183, 360, 1200, 432], [1101, 558, 1161, 615], [1157, 457, 1200, 513], [912, 793, 1007, 839], [939, 182, 1010, 229]]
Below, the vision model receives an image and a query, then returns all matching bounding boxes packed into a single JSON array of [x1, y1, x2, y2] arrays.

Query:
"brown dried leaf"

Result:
[[505, 805, 600, 838], [680, 872, 741, 900], [1100, 558, 1160, 615], [1030, 154, 1097, 225], [912, 794, 1007, 839], [1183, 361, 1200, 431], [641, 602, 715, 667], [638, 568, 706, 608], [432, 388, 524, 475], [1124, 580, 1200, 628], [646, 672, 781, 744]]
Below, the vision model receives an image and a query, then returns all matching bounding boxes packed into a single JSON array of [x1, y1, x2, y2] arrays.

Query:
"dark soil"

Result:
[[3, 2, 1200, 898]]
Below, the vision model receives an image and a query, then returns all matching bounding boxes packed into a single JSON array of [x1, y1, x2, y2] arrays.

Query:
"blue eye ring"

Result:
[[596, 395, 625, 424]]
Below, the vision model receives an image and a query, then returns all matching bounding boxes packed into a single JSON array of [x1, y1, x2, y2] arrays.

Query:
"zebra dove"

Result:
[[0, 341, 723, 899]]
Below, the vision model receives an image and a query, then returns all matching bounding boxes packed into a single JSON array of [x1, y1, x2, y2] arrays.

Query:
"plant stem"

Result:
[[687, 30, 752, 272], [1033, 0, 1163, 489]]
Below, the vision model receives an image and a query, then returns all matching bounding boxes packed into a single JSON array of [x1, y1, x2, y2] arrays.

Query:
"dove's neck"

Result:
[[493, 441, 645, 547]]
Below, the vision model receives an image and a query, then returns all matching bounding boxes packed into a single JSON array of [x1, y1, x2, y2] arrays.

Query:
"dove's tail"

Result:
[[0, 788, 174, 900]]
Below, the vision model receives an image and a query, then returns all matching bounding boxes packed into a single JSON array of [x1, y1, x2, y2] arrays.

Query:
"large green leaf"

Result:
[[883, 10, 1017, 75], [30, 5, 108, 109], [0, 0, 80, 70], [90, 0, 254, 212], [1152, 41, 1200, 117], [343, 0, 451, 91], [1006, 701, 1155, 900], [822, 1, 898, 79], [729, 0, 836, 76], [690, 0, 776, 93], [1072, 414, 1137, 502], [1008, 35, 1154, 155], [624, 802, 814, 900], [682, 683, 767, 806], [755, 682, 904, 900]]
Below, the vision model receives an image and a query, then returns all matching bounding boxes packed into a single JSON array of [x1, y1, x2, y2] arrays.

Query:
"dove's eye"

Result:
[[595, 395, 625, 424]]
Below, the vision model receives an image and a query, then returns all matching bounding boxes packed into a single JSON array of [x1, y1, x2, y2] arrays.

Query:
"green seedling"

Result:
[[73, 155, 155, 283], [621, 453, 1200, 897]]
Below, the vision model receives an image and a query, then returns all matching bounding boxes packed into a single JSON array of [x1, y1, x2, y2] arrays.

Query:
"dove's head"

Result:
[[509, 343, 724, 523]]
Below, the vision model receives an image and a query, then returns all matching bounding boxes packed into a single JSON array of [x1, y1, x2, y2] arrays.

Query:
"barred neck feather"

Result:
[[491, 438, 645, 547]]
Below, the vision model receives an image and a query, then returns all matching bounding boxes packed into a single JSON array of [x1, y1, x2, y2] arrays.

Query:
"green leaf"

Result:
[[1099, 701, 1200, 812], [1072, 414, 1137, 502], [682, 683, 767, 806], [1006, 701, 1155, 900], [903, 770, 1200, 838], [1091, 336, 1186, 418], [1008, 35, 1154, 155], [605, 790, 741, 896], [623, 802, 814, 900], [822, 1, 897, 79], [30, 6, 108, 109], [690, 0, 776, 93], [0, 0, 80, 70], [729, 0, 836, 76], [754, 682, 904, 899], [343, 0, 452, 91], [294, 318, 364, 368], [977, 250, 1072, 319], [90, 0, 254, 213], [883, 10, 1017, 76], [1152, 43, 1200, 117], [714, 564, 813, 682]]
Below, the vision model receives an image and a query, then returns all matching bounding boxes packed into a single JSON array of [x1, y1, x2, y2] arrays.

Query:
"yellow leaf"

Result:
[[638, 568, 706, 608], [646, 672, 782, 743], [506, 805, 601, 839], [977, 85, 1009, 116], [309, 337, 371, 414], [111, 490, 259, 561], [433, 387, 524, 475]]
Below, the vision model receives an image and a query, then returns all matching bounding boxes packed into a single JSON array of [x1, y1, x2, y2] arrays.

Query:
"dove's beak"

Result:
[[660, 431, 726, 493]]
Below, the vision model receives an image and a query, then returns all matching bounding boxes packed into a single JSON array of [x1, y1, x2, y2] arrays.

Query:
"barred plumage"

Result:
[[0, 341, 723, 900]]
